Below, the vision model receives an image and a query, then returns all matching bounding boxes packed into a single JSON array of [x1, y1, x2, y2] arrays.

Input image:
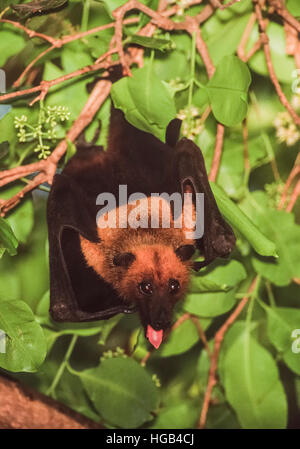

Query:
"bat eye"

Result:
[[139, 281, 153, 296], [169, 278, 180, 294]]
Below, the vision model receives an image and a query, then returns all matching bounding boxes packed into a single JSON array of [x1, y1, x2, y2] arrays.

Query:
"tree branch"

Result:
[[0, 374, 101, 429]]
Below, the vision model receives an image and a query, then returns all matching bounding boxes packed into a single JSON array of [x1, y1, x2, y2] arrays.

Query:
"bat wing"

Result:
[[47, 171, 135, 322], [174, 137, 236, 270]]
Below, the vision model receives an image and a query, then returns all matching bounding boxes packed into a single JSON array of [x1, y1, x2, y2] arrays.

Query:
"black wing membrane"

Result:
[[47, 172, 133, 322], [174, 137, 236, 270], [47, 109, 235, 323]]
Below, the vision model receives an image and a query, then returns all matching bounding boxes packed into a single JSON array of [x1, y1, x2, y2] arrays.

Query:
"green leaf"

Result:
[[240, 192, 300, 286], [206, 13, 252, 66], [111, 66, 176, 141], [0, 216, 18, 257], [1, 185, 34, 244], [195, 259, 246, 291], [127, 35, 174, 52], [0, 26, 25, 66], [189, 275, 231, 294], [43, 58, 91, 121], [0, 256, 22, 300], [157, 319, 202, 357], [153, 44, 190, 81], [264, 305, 300, 375], [218, 135, 269, 200], [211, 183, 277, 257], [10, 198, 49, 310], [0, 298, 47, 372], [80, 357, 159, 428], [206, 55, 251, 126], [222, 323, 288, 428], [206, 403, 241, 429], [53, 364, 101, 422], [185, 260, 246, 317], [0, 141, 9, 160], [17, 337, 100, 422], [149, 400, 198, 429], [287, 0, 300, 16]]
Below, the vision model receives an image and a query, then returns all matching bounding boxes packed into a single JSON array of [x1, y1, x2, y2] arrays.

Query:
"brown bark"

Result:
[[0, 375, 102, 429]]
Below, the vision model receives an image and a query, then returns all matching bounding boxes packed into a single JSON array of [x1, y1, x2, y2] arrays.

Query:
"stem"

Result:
[[66, 362, 82, 377], [46, 335, 78, 397], [246, 275, 261, 325], [38, 100, 45, 149], [149, 49, 155, 71], [81, 0, 91, 32], [187, 31, 196, 112], [21, 177, 51, 192], [246, 288, 255, 328], [0, 6, 10, 19], [265, 281, 276, 307]]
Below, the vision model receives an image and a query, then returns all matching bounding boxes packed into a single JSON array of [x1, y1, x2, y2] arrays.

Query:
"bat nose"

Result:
[[152, 319, 171, 330], [151, 313, 171, 330]]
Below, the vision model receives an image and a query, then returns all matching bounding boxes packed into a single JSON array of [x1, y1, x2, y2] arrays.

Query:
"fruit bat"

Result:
[[47, 108, 235, 349]]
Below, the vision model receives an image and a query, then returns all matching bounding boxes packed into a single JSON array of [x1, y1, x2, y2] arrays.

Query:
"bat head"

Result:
[[113, 244, 195, 348]]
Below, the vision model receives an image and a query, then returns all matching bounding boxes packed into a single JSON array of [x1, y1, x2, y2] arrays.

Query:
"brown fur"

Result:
[[80, 195, 196, 304]]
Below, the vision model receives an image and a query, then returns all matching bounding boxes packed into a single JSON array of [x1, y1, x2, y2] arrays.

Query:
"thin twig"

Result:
[[12, 18, 138, 88], [209, 124, 225, 182], [278, 153, 300, 209], [0, 18, 61, 46], [254, 0, 300, 127], [190, 316, 212, 358], [269, 0, 300, 34], [286, 179, 300, 212]]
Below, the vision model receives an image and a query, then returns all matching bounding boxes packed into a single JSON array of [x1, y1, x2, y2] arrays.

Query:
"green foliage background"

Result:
[[0, 0, 300, 429]]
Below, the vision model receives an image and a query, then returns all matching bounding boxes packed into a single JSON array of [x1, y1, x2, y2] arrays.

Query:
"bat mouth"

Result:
[[146, 325, 164, 349]]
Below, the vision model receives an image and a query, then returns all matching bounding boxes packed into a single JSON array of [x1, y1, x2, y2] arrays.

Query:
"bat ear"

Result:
[[166, 118, 181, 147], [175, 244, 195, 261], [113, 252, 136, 268]]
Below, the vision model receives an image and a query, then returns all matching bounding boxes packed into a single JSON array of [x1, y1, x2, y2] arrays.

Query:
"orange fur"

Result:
[[80, 195, 196, 303], [119, 244, 190, 301]]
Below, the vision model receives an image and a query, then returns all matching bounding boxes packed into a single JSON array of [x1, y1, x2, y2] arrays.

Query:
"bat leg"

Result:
[[76, 119, 103, 151], [174, 138, 236, 270]]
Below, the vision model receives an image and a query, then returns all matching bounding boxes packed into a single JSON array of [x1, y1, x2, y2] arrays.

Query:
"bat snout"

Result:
[[139, 298, 173, 332], [150, 317, 172, 331]]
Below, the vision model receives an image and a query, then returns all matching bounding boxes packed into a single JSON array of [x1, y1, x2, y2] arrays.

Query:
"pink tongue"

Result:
[[146, 325, 163, 349]]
